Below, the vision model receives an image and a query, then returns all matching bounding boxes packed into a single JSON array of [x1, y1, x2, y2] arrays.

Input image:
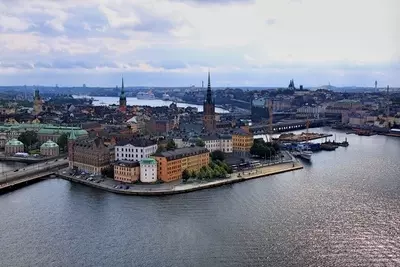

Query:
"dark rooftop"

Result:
[[154, 146, 209, 161], [116, 138, 157, 147]]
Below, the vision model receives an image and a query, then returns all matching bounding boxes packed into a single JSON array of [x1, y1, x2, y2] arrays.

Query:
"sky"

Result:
[[0, 0, 399, 87]]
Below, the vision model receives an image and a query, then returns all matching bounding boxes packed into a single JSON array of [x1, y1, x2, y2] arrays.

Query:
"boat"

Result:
[[162, 93, 171, 100], [300, 150, 312, 160], [136, 91, 155, 100]]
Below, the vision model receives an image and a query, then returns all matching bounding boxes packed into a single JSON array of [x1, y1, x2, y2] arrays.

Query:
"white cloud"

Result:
[[0, 0, 399, 86]]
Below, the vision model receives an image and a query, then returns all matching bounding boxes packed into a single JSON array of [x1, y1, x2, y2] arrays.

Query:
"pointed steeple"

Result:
[[121, 77, 125, 97], [68, 128, 77, 140], [206, 71, 212, 104]]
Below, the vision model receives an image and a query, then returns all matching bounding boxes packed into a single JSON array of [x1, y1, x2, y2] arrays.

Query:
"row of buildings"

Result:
[[66, 126, 254, 184]]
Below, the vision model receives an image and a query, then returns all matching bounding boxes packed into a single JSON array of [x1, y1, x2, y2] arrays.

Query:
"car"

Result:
[[114, 185, 119, 189], [95, 180, 101, 183], [14, 169, 19, 172]]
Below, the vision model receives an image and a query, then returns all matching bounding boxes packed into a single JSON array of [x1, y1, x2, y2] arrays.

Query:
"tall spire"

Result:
[[206, 71, 212, 104], [68, 127, 77, 140], [121, 76, 125, 95]]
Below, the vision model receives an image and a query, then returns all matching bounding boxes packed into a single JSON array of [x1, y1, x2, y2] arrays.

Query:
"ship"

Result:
[[300, 150, 312, 160], [136, 91, 155, 100], [162, 93, 171, 101]]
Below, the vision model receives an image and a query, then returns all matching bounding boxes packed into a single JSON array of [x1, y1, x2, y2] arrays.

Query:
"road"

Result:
[[0, 159, 68, 184]]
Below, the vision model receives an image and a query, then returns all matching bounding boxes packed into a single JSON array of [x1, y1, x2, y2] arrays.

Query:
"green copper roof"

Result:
[[5, 138, 24, 146], [140, 158, 157, 165], [41, 140, 59, 148], [68, 128, 77, 140]]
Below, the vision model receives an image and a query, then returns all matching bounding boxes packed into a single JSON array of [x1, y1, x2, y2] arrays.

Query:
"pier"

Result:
[[250, 119, 331, 134]]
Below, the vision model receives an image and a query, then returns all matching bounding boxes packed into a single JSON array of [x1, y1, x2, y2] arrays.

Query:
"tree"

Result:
[[166, 139, 177, 150], [57, 133, 68, 152], [101, 166, 114, 178], [195, 138, 205, 147], [182, 169, 190, 182], [156, 146, 165, 153], [190, 170, 197, 179], [18, 131, 38, 152], [211, 150, 225, 161]]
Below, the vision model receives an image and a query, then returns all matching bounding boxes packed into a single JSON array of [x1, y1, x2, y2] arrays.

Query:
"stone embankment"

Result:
[[57, 162, 303, 196]]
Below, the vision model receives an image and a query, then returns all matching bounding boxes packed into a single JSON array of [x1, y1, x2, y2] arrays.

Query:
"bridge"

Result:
[[250, 119, 330, 134], [0, 159, 68, 193], [0, 154, 67, 164]]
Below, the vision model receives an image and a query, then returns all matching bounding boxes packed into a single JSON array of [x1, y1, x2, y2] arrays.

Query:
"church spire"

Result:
[[206, 71, 212, 104], [121, 77, 125, 95]]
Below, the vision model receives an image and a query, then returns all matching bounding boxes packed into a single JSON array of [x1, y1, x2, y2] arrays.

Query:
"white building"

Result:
[[203, 134, 233, 153], [115, 139, 157, 161], [296, 105, 326, 118], [140, 158, 158, 183]]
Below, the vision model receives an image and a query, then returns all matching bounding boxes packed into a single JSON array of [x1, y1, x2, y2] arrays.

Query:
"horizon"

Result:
[[0, 0, 399, 87]]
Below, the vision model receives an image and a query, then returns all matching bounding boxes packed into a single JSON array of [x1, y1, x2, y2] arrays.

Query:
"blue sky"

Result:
[[0, 0, 399, 87]]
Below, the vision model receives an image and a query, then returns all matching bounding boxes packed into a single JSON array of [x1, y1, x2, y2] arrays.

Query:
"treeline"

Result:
[[182, 160, 232, 181]]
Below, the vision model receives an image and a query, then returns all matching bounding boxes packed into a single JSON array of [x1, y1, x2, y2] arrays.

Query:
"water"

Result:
[[1, 128, 400, 267], [74, 95, 229, 113]]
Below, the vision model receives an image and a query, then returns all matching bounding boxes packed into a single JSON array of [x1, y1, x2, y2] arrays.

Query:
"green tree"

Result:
[[18, 130, 38, 152], [190, 170, 197, 179], [156, 146, 165, 153], [166, 139, 177, 150], [210, 150, 225, 161], [101, 166, 114, 178], [182, 169, 190, 182], [195, 138, 205, 147], [57, 133, 68, 152]]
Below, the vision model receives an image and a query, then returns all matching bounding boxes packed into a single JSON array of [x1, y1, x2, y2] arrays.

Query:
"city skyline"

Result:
[[0, 0, 399, 87]]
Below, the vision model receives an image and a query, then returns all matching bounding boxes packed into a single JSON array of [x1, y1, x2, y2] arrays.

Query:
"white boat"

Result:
[[162, 93, 171, 100], [136, 91, 155, 100], [300, 150, 312, 161]]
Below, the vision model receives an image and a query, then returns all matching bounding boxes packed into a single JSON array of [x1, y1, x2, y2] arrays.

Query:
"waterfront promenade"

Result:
[[57, 161, 303, 196]]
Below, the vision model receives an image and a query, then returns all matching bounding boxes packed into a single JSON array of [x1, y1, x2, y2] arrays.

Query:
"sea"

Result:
[[0, 128, 399, 266]]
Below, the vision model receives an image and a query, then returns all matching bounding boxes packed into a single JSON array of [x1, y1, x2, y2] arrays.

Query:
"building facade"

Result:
[[232, 128, 254, 156], [33, 89, 43, 115], [203, 72, 216, 132], [203, 134, 233, 153], [115, 139, 157, 161], [68, 131, 111, 174], [4, 138, 24, 155], [154, 147, 210, 183], [114, 161, 140, 183], [38, 126, 88, 143], [140, 158, 157, 183], [40, 140, 59, 156]]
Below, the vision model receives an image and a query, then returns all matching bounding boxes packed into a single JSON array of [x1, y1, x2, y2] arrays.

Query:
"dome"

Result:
[[41, 140, 59, 148], [6, 138, 24, 146]]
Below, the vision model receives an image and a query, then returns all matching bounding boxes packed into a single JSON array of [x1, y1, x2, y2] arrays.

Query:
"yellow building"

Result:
[[153, 147, 210, 182], [114, 161, 140, 183], [232, 127, 253, 156]]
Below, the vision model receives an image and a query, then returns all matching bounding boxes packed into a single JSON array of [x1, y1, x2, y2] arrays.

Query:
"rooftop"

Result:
[[5, 138, 24, 146], [114, 160, 140, 168], [116, 138, 157, 147], [140, 158, 157, 165], [41, 140, 59, 148], [154, 146, 209, 161]]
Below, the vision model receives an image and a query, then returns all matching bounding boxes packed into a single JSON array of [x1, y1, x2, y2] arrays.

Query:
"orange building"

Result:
[[114, 160, 140, 183], [232, 127, 253, 156], [153, 147, 210, 182]]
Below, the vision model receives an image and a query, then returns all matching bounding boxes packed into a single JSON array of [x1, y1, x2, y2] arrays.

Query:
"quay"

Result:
[[56, 161, 303, 196], [275, 133, 333, 142], [0, 158, 303, 196]]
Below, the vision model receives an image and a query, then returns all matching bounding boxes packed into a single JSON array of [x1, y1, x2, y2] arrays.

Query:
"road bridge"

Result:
[[250, 119, 330, 134], [0, 159, 68, 187]]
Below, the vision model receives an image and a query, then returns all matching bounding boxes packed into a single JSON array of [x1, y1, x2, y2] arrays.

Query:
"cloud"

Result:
[[0, 0, 399, 86]]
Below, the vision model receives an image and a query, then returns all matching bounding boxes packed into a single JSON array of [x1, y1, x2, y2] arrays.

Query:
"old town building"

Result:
[[115, 138, 157, 162], [203, 134, 233, 153], [140, 158, 157, 183], [232, 127, 254, 157], [38, 126, 88, 143], [40, 140, 60, 157], [114, 160, 140, 183], [4, 138, 24, 155], [68, 130, 110, 174], [153, 147, 209, 183]]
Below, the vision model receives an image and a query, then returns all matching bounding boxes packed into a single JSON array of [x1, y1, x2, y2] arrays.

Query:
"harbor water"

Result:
[[0, 128, 399, 266]]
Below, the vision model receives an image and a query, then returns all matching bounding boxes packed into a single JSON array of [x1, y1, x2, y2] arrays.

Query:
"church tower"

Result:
[[33, 88, 42, 115], [119, 77, 127, 113], [203, 71, 216, 132]]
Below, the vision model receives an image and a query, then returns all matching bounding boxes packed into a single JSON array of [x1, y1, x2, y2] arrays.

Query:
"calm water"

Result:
[[74, 95, 228, 113], [1, 128, 400, 267]]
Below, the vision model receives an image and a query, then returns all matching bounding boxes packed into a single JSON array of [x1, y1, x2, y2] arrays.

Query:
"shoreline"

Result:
[[56, 162, 303, 196]]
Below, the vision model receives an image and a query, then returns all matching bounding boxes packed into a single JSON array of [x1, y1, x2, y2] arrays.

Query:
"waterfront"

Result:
[[1, 128, 400, 266], [74, 95, 229, 113]]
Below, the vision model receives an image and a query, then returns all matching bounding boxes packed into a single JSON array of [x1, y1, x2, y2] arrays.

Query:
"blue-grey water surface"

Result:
[[1, 128, 399, 267]]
